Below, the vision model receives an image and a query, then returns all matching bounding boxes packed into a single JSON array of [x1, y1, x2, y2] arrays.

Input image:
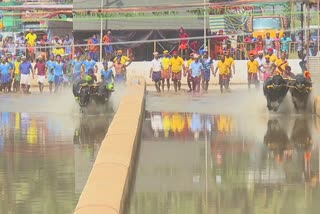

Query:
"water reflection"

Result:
[[0, 112, 112, 214], [129, 112, 320, 214], [148, 112, 236, 141]]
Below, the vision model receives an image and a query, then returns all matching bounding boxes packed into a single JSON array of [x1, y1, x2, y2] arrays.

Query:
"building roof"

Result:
[[73, 0, 206, 31]]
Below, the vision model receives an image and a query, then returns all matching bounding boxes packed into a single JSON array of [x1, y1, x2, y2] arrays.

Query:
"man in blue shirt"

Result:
[[280, 33, 292, 58], [83, 55, 98, 74], [46, 54, 56, 93], [189, 54, 204, 94], [19, 56, 34, 94], [54, 54, 64, 93], [71, 54, 83, 82], [101, 62, 114, 90], [201, 51, 214, 92], [0, 57, 13, 92]]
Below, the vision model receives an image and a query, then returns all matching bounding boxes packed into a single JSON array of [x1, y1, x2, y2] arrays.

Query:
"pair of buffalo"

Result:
[[72, 79, 113, 112], [263, 74, 312, 112]]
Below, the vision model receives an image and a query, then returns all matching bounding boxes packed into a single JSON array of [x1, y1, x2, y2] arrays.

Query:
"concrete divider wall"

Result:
[[315, 96, 320, 117], [74, 76, 146, 214]]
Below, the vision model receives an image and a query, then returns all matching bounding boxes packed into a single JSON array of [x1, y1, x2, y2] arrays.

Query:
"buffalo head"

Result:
[[78, 85, 90, 107]]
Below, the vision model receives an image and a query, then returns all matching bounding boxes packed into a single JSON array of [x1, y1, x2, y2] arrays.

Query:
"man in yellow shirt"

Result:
[[25, 28, 37, 62], [185, 52, 194, 92], [53, 43, 65, 56], [113, 50, 132, 67], [247, 53, 260, 89], [169, 50, 185, 92], [267, 48, 278, 63], [275, 52, 288, 76], [224, 51, 235, 76], [12, 56, 21, 92], [161, 50, 171, 91], [214, 54, 229, 93]]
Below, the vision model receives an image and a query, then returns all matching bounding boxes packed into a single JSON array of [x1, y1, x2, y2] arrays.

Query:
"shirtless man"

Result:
[[110, 58, 126, 85]]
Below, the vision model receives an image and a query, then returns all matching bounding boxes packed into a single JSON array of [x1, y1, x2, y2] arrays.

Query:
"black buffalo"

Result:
[[289, 74, 312, 112], [90, 82, 113, 105], [263, 75, 289, 112], [73, 79, 113, 112]]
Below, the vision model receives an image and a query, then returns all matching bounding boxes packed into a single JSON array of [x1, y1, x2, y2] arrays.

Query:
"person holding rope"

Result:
[[101, 62, 114, 90], [71, 53, 83, 82], [259, 55, 276, 82], [275, 52, 289, 76]]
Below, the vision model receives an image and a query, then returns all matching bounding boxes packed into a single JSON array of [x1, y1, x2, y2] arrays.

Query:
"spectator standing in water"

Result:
[[53, 55, 64, 93], [169, 50, 184, 92], [19, 56, 34, 94], [12, 56, 21, 92], [34, 55, 46, 93], [201, 51, 214, 92], [185, 53, 194, 93], [0, 56, 13, 93], [214, 54, 230, 93], [149, 52, 162, 93], [189, 54, 204, 95], [46, 54, 56, 93], [161, 50, 171, 91], [247, 53, 260, 89]]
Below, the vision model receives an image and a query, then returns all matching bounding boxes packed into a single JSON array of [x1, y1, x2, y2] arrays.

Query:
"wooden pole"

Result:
[[306, 2, 310, 57], [208, 38, 211, 58], [317, 0, 319, 55], [153, 41, 156, 53], [290, 0, 294, 34]]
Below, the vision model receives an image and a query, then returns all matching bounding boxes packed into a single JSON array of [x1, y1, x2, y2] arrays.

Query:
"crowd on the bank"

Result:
[[149, 45, 302, 94], [0, 27, 316, 95], [0, 44, 132, 95], [0, 29, 114, 63]]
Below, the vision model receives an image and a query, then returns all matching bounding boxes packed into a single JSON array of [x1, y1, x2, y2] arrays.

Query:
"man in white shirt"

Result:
[[255, 50, 265, 83], [149, 52, 162, 92]]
